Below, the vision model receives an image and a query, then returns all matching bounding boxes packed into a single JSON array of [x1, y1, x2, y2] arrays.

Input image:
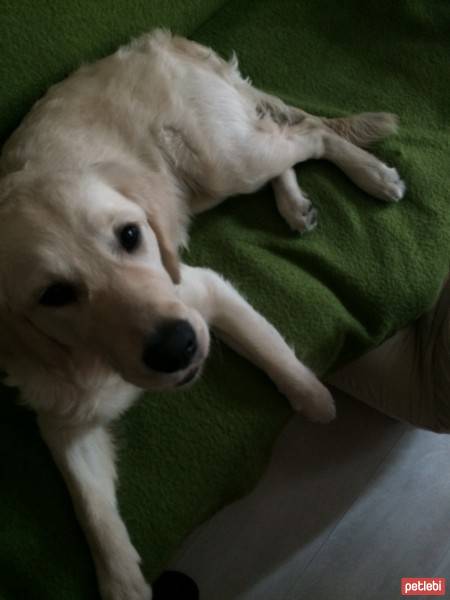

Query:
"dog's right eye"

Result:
[[39, 283, 78, 307], [118, 224, 141, 253]]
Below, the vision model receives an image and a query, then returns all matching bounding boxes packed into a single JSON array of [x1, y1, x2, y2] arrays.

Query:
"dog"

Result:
[[0, 30, 404, 600]]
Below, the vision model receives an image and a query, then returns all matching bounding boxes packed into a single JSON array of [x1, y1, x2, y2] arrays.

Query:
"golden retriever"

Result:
[[0, 30, 404, 600]]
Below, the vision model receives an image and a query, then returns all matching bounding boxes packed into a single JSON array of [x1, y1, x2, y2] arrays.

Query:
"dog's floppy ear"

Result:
[[145, 206, 181, 284], [13, 318, 71, 370], [0, 169, 33, 207], [0, 298, 72, 375], [0, 172, 74, 378], [95, 162, 182, 284]]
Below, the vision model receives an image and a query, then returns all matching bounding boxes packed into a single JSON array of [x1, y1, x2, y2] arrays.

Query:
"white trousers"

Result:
[[328, 278, 450, 433]]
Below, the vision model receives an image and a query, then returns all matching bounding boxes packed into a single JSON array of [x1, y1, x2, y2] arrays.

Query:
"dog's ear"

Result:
[[0, 173, 74, 380], [145, 206, 181, 284], [95, 162, 182, 284], [0, 305, 72, 376], [0, 170, 29, 207]]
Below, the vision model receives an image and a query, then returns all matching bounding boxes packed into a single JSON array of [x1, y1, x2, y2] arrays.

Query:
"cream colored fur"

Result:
[[0, 30, 404, 600]]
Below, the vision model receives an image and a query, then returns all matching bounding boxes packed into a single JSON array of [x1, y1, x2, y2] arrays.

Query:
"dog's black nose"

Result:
[[142, 320, 197, 373]]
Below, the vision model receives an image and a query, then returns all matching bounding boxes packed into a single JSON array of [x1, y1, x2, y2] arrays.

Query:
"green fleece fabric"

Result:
[[1, 0, 449, 597]]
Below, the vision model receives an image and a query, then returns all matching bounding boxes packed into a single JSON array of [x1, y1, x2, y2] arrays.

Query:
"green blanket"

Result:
[[1, 1, 449, 597]]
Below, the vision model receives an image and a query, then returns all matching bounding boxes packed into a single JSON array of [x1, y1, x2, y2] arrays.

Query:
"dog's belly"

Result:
[[155, 73, 264, 196]]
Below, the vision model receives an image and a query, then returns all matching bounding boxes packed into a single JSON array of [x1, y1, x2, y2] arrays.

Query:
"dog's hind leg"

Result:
[[320, 130, 406, 202], [272, 168, 317, 233], [243, 108, 404, 231], [274, 109, 405, 203], [241, 87, 404, 215]]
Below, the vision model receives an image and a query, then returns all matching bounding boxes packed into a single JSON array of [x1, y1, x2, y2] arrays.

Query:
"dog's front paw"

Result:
[[284, 374, 336, 423], [98, 565, 152, 600], [301, 381, 336, 423]]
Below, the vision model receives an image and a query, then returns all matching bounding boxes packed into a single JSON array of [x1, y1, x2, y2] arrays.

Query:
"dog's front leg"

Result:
[[38, 418, 151, 600], [178, 265, 335, 422]]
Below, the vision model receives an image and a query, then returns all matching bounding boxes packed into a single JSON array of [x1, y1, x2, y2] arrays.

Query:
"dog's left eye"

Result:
[[39, 283, 78, 307], [118, 224, 141, 253]]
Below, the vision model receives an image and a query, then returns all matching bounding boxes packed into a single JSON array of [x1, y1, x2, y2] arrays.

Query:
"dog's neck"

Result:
[[5, 349, 140, 427]]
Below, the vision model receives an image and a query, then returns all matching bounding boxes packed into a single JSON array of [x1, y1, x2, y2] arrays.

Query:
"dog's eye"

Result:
[[118, 224, 140, 253], [39, 283, 78, 307]]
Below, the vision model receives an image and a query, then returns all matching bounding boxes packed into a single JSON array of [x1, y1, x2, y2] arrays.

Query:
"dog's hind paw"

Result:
[[288, 203, 318, 234], [373, 165, 406, 202], [358, 162, 406, 203], [278, 194, 318, 234]]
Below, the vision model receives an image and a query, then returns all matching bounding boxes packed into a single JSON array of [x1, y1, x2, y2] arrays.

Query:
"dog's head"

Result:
[[0, 164, 209, 390]]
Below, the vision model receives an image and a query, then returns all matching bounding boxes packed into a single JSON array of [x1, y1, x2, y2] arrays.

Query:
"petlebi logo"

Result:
[[401, 578, 446, 596]]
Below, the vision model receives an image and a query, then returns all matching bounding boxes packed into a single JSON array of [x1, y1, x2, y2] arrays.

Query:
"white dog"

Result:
[[0, 30, 404, 600]]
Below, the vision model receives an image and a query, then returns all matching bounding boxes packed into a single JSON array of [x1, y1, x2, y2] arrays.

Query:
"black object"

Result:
[[118, 223, 141, 252], [153, 570, 199, 600], [142, 320, 197, 373], [39, 282, 78, 306]]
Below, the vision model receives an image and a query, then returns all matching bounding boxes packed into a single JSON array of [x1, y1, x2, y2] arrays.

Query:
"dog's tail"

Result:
[[321, 112, 398, 148]]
